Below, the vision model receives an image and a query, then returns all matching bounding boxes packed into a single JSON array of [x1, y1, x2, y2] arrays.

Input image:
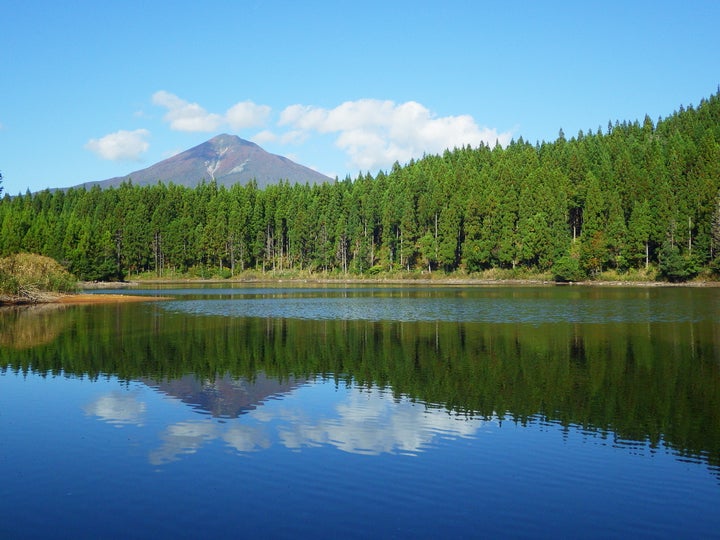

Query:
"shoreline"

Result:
[[0, 293, 171, 306], [84, 276, 720, 288], [4, 277, 718, 306]]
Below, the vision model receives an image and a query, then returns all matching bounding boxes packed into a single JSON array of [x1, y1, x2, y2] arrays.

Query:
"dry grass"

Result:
[[0, 253, 78, 304]]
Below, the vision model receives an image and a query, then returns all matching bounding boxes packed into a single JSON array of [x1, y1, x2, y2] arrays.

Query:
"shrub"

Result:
[[552, 255, 586, 282], [0, 253, 78, 300], [366, 265, 384, 276]]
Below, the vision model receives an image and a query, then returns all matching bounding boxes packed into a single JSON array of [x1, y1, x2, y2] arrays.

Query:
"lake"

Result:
[[1, 284, 719, 538]]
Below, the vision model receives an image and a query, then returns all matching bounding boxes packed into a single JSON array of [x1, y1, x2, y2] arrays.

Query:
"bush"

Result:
[[552, 256, 586, 282], [0, 253, 78, 299], [366, 265, 384, 276]]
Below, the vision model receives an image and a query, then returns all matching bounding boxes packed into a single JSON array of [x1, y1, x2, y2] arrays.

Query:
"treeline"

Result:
[[2, 92, 720, 281]]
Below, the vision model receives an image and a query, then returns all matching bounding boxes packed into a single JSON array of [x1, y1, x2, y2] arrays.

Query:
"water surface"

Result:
[[1, 285, 719, 538]]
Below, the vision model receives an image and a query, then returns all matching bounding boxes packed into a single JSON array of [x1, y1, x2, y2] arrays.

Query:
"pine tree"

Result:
[[627, 199, 652, 269], [605, 190, 627, 269], [711, 191, 720, 261], [579, 171, 605, 274]]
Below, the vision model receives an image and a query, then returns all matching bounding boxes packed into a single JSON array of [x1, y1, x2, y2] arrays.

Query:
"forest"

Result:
[[1, 91, 720, 282]]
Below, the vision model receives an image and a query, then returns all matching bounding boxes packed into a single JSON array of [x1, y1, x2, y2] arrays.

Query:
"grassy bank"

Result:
[[0, 253, 78, 304], [127, 265, 718, 286], [128, 266, 555, 283]]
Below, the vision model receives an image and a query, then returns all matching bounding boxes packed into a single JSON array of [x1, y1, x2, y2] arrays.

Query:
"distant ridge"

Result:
[[80, 134, 332, 189]]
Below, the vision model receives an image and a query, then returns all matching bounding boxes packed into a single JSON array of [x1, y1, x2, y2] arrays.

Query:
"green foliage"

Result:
[[552, 254, 586, 282], [709, 257, 720, 276], [0, 91, 719, 281], [657, 243, 699, 282], [366, 264, 384, 276]]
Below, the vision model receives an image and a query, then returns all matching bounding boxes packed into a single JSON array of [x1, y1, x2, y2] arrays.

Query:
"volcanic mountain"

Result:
[[82, 134, 332, 189]]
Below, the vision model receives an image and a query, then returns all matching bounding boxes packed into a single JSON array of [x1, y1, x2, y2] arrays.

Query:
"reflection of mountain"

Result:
[[142, 373, 305, 418]]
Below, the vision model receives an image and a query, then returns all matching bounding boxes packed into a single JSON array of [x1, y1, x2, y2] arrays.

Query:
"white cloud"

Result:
[[226, 101, 271, 129], [145, 91, 510, 175], [278, 98, 512, 172], [152, 90, 223, 132], [85, 129, 150, 161], [152, 90, 272, 133], [251, 129, 278, 144]]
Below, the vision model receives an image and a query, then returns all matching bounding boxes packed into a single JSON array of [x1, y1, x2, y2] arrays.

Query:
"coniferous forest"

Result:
[[2, 92, 720, 282]]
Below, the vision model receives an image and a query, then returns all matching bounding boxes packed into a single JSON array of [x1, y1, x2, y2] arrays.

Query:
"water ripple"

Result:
[[162, 294, 714, 323]]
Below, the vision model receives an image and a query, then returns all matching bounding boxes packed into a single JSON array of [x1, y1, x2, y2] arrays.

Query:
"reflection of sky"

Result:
[[275, 387, 482, 455], [85, 382, 489, 465], [83, 391, 146, 427]]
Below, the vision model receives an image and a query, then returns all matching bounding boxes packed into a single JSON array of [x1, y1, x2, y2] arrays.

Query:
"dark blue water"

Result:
[[1, 285, 719, 538]]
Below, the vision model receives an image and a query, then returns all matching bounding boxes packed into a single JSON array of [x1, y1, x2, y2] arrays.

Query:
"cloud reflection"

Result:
[[145, 385, 487, 463], [149, 420, 219, 465], [83, 392, 146, 427], [277, 387, 482, 455], [222, 424, 272, 453]]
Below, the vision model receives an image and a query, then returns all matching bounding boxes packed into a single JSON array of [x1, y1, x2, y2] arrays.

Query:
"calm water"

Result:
[[1, 284, 719, 539]]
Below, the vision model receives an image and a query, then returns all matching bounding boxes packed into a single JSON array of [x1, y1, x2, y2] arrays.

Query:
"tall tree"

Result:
[[579, 171, 606, 274], [711, 190, 720, 261]]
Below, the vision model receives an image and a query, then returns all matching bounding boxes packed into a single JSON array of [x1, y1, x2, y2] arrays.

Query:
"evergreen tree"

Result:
[[627, 199, 652, 269], [604, 190, 628, 269], [712, 191, 720, 261], [579, 171, 606, 274]]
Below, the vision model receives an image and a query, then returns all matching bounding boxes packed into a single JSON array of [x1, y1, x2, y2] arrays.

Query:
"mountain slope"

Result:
[[82, 134, 332, 189]]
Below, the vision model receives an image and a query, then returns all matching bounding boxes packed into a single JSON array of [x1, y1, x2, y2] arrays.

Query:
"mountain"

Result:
[[81, 134, 332, 189]]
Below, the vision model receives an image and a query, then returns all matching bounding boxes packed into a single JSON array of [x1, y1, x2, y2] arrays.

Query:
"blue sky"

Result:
[[2, 0, 719, 195]]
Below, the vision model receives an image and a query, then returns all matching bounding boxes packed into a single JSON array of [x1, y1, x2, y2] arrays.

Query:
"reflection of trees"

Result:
[[0, 305, 69, 349], [1, 304, 719, 471]]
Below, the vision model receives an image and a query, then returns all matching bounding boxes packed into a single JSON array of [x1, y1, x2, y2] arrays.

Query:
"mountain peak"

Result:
[[207, 133, 256, 148], [81, 135, 331, 190]]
